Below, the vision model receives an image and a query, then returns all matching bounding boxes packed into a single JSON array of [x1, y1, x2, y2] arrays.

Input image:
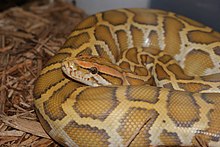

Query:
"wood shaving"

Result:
[[0, 0, 85, 146]]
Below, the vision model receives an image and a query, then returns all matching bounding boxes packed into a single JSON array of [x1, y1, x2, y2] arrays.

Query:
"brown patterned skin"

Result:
[[34, 8, 220, 146]]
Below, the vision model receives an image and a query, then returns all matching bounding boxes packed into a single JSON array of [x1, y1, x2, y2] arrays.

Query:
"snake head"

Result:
[[61, 55, 125, 86]]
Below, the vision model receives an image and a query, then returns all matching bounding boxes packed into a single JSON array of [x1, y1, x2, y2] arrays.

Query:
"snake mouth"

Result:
[[61, 61, 100, 86]]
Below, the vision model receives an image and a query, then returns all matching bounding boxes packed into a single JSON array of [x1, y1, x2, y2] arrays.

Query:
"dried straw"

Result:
[[0, 0, 85, 146]]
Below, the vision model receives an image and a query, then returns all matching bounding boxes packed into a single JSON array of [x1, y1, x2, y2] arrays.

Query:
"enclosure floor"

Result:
[[0, 0, 85, 146]]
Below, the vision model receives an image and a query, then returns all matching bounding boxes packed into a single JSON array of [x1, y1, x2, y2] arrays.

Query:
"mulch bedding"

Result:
[[0, 0, 86, 146]]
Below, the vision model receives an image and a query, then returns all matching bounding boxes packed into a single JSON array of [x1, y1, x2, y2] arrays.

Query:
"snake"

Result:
[[34, 8, 220, 146]]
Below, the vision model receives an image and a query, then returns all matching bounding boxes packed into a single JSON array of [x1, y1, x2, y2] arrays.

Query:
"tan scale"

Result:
[[103, 10, 128, 26], [163, 17, 185, 56], [129, 9, 159, 25], [159, 129, 182, 146], [63, 32, 90, 49], [95, 25, 120, 60], [184, 49, 215, 76], [167, 91, 200, 127], [115, 30, 129, 52], [74, 15, 98, 30], [187, 30, 220, 44], [147, 30, 161, 49], [34, 8, 220, 146], [178, 82, 212, 93], [130, 25, 144, 47]]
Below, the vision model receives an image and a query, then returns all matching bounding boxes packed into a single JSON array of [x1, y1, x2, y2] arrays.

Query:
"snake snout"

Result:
[[61, 61, 77, 77]]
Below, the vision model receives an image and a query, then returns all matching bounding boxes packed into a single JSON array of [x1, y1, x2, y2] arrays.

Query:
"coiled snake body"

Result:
[[34, 8, 220, 146]]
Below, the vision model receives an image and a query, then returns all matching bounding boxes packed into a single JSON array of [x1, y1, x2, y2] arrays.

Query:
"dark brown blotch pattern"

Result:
[[44, 81, 82, 121], [119, 61, 131, 71], [184, 49, 214, 76], [159, 129, 182, 146], [34, 68, 65, 99], [45, 53, 70, 67], [63, 32, 90, 49], [129, 9, 158, 25], [35, 108, 52, 133], [95, 25, 119, 61], [167, 91, 200, 127], [167, 64, 194, 80], [126, 86, 159, 103], [155, 64, 170, 80], [178, 82, 211, 93], [95, 45, 112, 61], [201, 73, 220, 82], [64, 120, 110, 146], [130, 25, 144, 47], [187, 30, 220, 44], [163, 16, 185, 56], [199, 93, 220, 142], [134, 66, 149, 76], [100, 73, 123, 85], [147, 30, 160, 48], [117, 107, 159, 146], [158, 54, 172, 64], [75, 15, 98, 30], [125, 47, 139, 64], [76, 47, 93, 57], [115, 30, 128, 52], [103, 10, 128, 25], [74, 87, 119, 121]]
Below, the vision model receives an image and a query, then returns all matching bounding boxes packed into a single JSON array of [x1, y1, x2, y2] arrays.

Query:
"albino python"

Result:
[[34, 8, 220, 146]]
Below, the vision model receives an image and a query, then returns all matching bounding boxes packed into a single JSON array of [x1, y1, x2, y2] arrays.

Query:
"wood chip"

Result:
[[0, 0, 85, 146], [1, 115, 50, 139], [0, 130, 24, 137]]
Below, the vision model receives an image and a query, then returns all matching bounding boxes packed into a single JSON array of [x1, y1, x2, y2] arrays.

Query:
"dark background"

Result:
[[0, 0, 220, 32]]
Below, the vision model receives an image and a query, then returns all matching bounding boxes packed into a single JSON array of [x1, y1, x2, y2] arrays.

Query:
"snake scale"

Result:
[[34, 8, 220, 146]]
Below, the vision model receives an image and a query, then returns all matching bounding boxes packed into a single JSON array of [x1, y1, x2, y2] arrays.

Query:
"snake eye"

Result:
[[89, 67, 98, 74]]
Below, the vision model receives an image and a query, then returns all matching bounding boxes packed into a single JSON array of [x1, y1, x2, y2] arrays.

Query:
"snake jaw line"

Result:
[[62, 60, 103, 86]]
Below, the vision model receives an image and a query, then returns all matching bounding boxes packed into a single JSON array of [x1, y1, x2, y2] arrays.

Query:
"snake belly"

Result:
[[34, 8, 220, 146]]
